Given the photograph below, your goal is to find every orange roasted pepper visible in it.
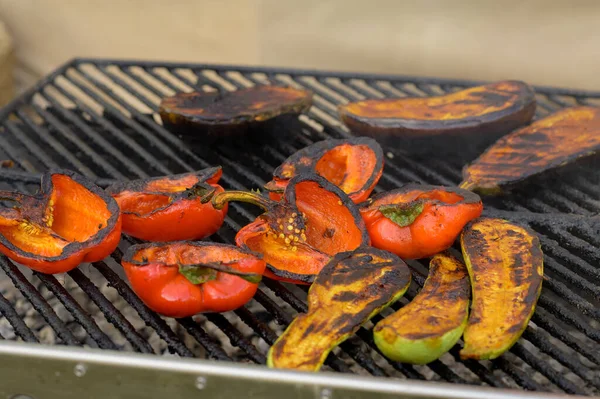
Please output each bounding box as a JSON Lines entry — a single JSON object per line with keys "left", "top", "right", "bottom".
{"left": 360, "top": 184, "right": 482, "bottom": 259}
{"left": 264, "top": 138, "right": 384, "bottom": 203}
{"left": 212, "top": 174, "right": 369, "bottom": 284}
{"left": 106, "top": 167, "right": 227, "bottom": 242}
{"left": 121, "top": 241, "right": 266, "bottom": 317}
{"left": 0, "top": 170, "right": 122, "bottom": 274}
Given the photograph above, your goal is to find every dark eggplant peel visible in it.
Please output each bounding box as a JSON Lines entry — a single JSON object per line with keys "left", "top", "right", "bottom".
{"left": 212, "top": 174, "right": 369, "bottom": 284}
{"left": 0, "top": 169, "right": 122, "bottom": 274}
{"left": 267, "top": 246, "right": 411, "bottom": 371}
{"left": 338, "top": 80, "right": 536, "bottom": 155}
{"left": 106, "top": 167, "right": 227, "bottom": 242}
{"left": 374, "top": 252, "right": 470, "bottom": 364}
{"left": 159, "top": 85, "right": 313, "bottom": 140}
{"left": 360, "top": 184, "right": 482, "bottom": 259}
{"left": 460, "top": 218, "right": 543, "bottom": 360}
{"left": 461, "top": 106, "right": 600, "bottom": 195}
{"left": 264, "top": 137, "right": 384, "bottom": 203}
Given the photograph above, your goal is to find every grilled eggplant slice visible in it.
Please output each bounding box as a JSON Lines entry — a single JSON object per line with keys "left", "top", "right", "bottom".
{"left": 460, "top": 106, "right": 600, "bottom": 195}
{"left": 460, "top": 218, "right": 543, "bottom": 360}
{"left": 267, "top": 247, "right": 411, "bottom": 371}
{"left": 338, "top": 81, "right": 535, "bottom": 156}
{"left": 373, "top": 253, "right": 469, "bottom": 364}
{"left": 159, "top": 85, "right": 313, "bottom": 140}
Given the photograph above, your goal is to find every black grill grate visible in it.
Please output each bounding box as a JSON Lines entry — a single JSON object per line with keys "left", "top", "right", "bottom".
{"left": 0, "top": 59, "right": 599, "bottom": 395}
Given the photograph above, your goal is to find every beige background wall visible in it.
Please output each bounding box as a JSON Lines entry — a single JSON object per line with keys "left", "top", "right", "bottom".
{"left": 0, "top": 0, "right": 599, "bottom": 94}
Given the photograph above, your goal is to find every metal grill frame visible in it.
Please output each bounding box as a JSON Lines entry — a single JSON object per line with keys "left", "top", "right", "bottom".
{"left": 0, "top": 58, "right": 599, "bottom": 399}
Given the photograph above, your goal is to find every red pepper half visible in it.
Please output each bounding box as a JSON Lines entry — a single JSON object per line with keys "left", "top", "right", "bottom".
{"left": 212, "top": 174, "right": 369, "bottom": 284}
{"left": 106, "top": 167, "right": 227, "bottom": 242}
{"left": 0, "top": 170, "right": 122, "bottom": 274}
{"left": 264, "top": 138, "right": 384, "bottom": 203}
{"left": 360, "top": 184, "right": 483, "bottom": 259}
{"left": 121, "top": 241, "right": 266, "bottom": 317}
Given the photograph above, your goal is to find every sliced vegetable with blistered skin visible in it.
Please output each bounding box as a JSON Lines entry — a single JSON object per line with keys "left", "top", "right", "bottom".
{"left": 339, "top": 81, "right": 536, "bottom": 154}
{"left": 373, "top": 253, "right": 469, "bottom": 364}
{"left": 106, "top": 167, "right": 227, "bottom": 242}
{"left": 460, "top": 106, "right": 600, "bottom": 195}
{"left": 0, "top": 169, "right": 122, "bottom": 274}
{"left": 264, "top": 138, "right": 384, "bottom": 203}
{"left": 159, "top": 85, "right": 313, "bottom": 140}
{"left": 121, "top": 241, "right": 266, "bottom": 318}
{"left": 212, "top": 174, "right": 369, "bottom": 284}
{"left": 460, "top": 218, "right": 543, "bottom": 360}
{"left": 267, "top": 246, "right": 411, "bottom": 371}
{"left": 359, "top": 184, "right": 482, "bottom": 259}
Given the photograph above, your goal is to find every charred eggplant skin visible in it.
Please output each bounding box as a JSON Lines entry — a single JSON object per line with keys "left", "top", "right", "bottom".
{"left": 460, "top": 106, "right": 600, "bottom": 195}
{"left": 373, "top": 253, "right": 470, "bottom": 364}
{"left": 267, "top": 247, "right": 411, "bottom": 371}
{"left": 460, "top": 218, "right": 543, "bottom": 360}
{"left": 338, "top": 81, "right": 536, "bottom": 156}
{"left": 159, "top": 85, "right": 313, "bottom": 140}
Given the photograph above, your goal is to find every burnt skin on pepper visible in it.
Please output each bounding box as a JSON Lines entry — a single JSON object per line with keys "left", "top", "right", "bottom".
{"left": 264, "top": 137, "right": 384, "bottom": 203}
{"left": 121, "top": 241, "right": 266, "bottom": 318}
{"left": 106, "top": 167, "right": 227, "bottom": 242}
{"left": 360, "top": 184, "right": 482, "bottom": 259}
{"left": 0, "top": 169, "right": 122, "bottom": 274}
{"left": 212, "top": 174, "right": 369, "bottom": 284}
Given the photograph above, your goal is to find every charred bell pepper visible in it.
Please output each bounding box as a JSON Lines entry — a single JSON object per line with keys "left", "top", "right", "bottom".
{"left": 360, "top": 184, "right": 482, "bottom": 259}
{"left": 264, "top": 137, "right": 384, "bottom": 203}
{"left": 0, "top": 170, "right": 122, "bottom": 274}
{"left": 106, "top": 167, "right": 227, "bottom": 242}
{"left": 121, "top": 241, "right": 266, "bottom": 318}
{"left": 268, "top": 246, "right": 411, "bottom": 371}
{"left": 212, "top": 174, "right": 369, "bottom": 284}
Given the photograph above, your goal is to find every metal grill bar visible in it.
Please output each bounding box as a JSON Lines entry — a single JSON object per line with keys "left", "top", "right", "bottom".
{"left": 0, "top": 59, "right": 598, "bottom": 396}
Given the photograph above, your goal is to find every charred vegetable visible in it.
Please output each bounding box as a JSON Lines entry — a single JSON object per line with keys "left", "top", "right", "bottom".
{"left": 106, "top": 167, "right": 227, "bottom": 242}
{"left": 159, "top": 85, "right": 313, "bottom": 140}
{"left": 373, "top": 253, "right": 470, "bottom": 364}
{"left": 339, "top": 81, "right": 536, "bottom": 155}
{"left": 212, "top": 174, "right": 369, "bottom": 284}
{"left": 121, "top": 242, "right": 266, "bottom": 318}
{"left": 264, "top": 137, "right": 384, "bottom": 203}
{"left": 267, "top": 247, "right": 411, "bottom": 371}
{"left": 359, "top": 184, "right": 482, "bottom": 259}
{"left": 460, "top": 218, "right": 543, "bottom": 360}
{"left": 460, "top": 106, "right": 600, "bottom": 195}
{"left": 0, "top": 170, "right": 122, "bottom": 274}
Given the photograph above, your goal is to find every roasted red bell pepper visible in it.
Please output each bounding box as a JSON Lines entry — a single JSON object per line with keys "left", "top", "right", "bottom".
{"left": 212, "top": 174, "right": 369, "bottom": 284}
{"left": 264, "top": 138, "right": 384, "bottom": 203}
{"left": 106, "top": 167, "right": 227, "bottom": 242}
{"left": 121, "top": 241, "right": 266, "bottom": 317}
{"left": 360, "top": 184, "right": 483, "bottom": 259}
{"left": 0, "top": 170, "right": 122, "bottom": 274}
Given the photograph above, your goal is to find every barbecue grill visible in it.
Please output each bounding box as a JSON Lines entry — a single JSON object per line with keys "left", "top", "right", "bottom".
{"left": 0, "top": 58, "right": 598, "bottom": 399}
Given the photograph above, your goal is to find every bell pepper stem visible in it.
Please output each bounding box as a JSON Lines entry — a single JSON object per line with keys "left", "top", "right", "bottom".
{"left": 179, "top": 261, "right": 262, "bottom": 284}
{"left": 458, "top": 181, "right": 475, "bottom": 191}
{"left": 185, "top": 182, "right": 216, "bottom": 204}
{"left": 212, "top": 190, "right": 274, "bottom": 211}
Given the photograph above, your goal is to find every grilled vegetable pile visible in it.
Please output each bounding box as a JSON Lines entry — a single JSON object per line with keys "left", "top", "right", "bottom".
{"left": 10, "top": 80, "right": 600, "bottom": 372}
